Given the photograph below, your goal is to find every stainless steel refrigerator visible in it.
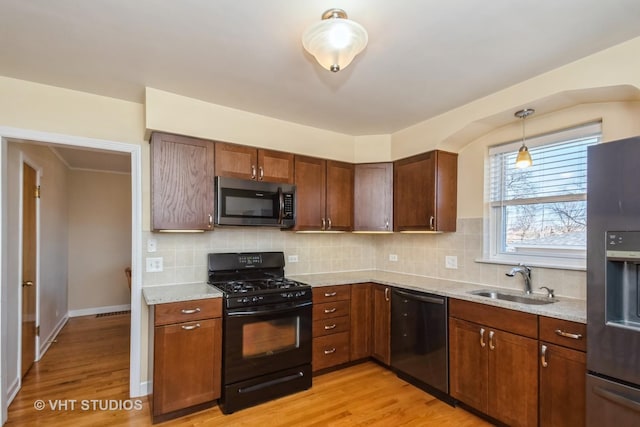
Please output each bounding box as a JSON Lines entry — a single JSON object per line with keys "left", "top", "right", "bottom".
{"left": 587, "top": 137, "right": 640, "bottom": 425}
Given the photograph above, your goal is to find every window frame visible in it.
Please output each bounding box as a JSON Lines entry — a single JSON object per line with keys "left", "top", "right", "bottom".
{"left": 484, "top": 122, "right": 601, "bottom": 270}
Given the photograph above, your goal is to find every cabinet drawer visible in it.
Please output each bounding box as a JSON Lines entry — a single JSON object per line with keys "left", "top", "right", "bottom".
{"left": 313, "top": 285, "right": 351, "bottom": 303}
{"left": 539, "top": 316, "right": 586, "bottom": 352}
{"left": 313, "top": 315, "right": 350, "bottom": 338}
{"left": 312, "top": 331, "right": 350, "bottom": 371}
{"left": 449, "top": 298, "right": 538, "bottom": 339}
{"left": 154, "top": 298, "right": 222, "bottom": 326}
{"left": 313, "top": 300, "right": 350, "bottom": 321}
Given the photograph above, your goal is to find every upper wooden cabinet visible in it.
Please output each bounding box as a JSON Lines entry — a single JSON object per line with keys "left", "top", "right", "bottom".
{"left": 354, "top": 163, "right": 393, "bottom": 232}
{"left": 394, "top": 150, "right": 458, "bottom": 232}
{"left": 294, "top": 155, "right": 354, "bottom": 231}
{"left": 215, "top": 142, "right": 294, "bottom": 184}
{"left": 150, "top": 132, "right": 215, "bottom": 231}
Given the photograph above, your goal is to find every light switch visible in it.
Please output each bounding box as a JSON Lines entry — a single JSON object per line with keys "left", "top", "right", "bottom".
{"left": 147, "top": 238, "right": 157, "bottom": 253}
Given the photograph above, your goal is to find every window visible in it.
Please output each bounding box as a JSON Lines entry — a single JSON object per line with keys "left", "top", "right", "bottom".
{"left": 487, "top": 122, "right": 601, "bottom": 268}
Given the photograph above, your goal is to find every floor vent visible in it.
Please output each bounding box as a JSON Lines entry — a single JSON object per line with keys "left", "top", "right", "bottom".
{"left": 96, "top": 310, "right": 131, "bottom": 318}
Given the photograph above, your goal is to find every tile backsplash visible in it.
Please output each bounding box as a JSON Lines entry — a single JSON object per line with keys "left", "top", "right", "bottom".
{"left": 142, "top": 218, "right": 586, "bottom": 299}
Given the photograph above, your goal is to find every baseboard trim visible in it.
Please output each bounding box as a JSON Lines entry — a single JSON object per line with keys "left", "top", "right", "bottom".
{"left": 6, "top": 375, "right": 20, "bottom": 407}
{"left": 68, "top": 304, "right": 132, "bottom": 318}
{"left": 38, "top": 314, "right": 69, "bottom": 361}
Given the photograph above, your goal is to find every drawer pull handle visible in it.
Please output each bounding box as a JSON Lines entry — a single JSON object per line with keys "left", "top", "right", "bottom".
{"left": 324, "top": 348, "right": 336, "bottom": 355}
{"left": 324, "top": 324, "right": 337, "bottom": 330}
{"left": 324, "top": 291, "right": 337, "bottom": 297}
{"left": 554, "top": 329, "right": 583, "bottom": 340}
{"left": 324, "top": 308, "right": 337, "bottom": 314}
{"left": 489, "top": 330, "right": 495, "bottom": 350}
{"left": 181, "top": 308, "right": 201, "bottom": 315}
{"left": 181, "top": 323, "right": 201, "bottom": 331}
{"left": 480, "top": 328, "right": 486, "bottom": 348}
{"left": 541, "top": 344, "right": 548, "bottom": 368}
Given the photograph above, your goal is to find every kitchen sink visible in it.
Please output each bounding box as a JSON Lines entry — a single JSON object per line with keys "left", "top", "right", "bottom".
{"left": 468, "top": 289, "right": 557, "bottom": 305}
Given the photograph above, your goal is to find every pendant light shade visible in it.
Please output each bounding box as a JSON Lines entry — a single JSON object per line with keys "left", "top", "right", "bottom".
{"left": 514, "top": 108, "right": 535, "bottom": 169}
{"left": 302, "top": 9, "right": 368, "bottom": 72}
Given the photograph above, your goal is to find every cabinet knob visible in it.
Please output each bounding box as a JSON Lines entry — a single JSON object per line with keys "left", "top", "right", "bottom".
{"left": 324, "top": 324, "right": 337, "bottom": 330}
{"left": 429, "top": 215, "right": 435, "bottom": 230}
{"left": 324, "top": 291, "right": 337, "bottom": 297}
{"left": 541, "top": 344, "right": 548, "bottom": 368}
{"left": 327, "top": 218, "right": 332, "bottom": 230}
{"left": 324, "top": 307, "right": 337, "bottom": 314}
{"left": 321, "top": 218, "right": 326, "bottom": 230}
{"left": 489, "top": 330, "right": 495, "bottom": 350}
{"left": 258, "top": 166, "right": 264, "bottom": 181}
{"left": 480, "top": 328, "right": 486, "bottom": 348}
{"left": 22, "top": 280, "right": 34, "bottom": 287}
{"left": 324, "top": 348, "right": 337, "bottom": 355}
{"left": 181, "top": 323, "right": 201, "bottom": 331}
{"left": 251, "top": 165, "right": 257, "bottom": 179}
{"left": 554, "top": 329, "right": 583, "bottom": 340}
{"left": 180, "top": 308, "right": 201, "bottom": 315}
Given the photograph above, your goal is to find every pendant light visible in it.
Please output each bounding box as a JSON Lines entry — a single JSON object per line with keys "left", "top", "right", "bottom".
{"left": 302, "top": 9, "right": 368, "bottom": 72}
{"left": 514, "top": 108, "right": 534, "bottom": 168}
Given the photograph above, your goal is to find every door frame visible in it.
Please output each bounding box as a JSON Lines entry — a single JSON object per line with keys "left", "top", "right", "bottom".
{"left": 0, "top": 126, "right": 144, "bottom": 424}
{"left": 18, "top": 155, "right": 42, "bottom": 378}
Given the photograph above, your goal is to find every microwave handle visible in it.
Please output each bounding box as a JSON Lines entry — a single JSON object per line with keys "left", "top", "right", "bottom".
{"left": 278, "top": 187, "right": 284, "bottom": 225}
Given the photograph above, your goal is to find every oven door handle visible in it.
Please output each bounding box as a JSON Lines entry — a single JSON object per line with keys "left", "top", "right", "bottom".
{"left": 226, "top": 301, "right": 312, "bottom": 317}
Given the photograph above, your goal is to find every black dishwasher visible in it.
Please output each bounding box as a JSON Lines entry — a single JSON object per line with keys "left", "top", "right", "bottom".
{"left": 391, "top": 288, "right": 450, "bottom": 401}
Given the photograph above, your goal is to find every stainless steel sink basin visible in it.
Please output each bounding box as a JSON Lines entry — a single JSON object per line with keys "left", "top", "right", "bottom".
{"left": 469, "top": 289, "right": 557, "bottom": 305}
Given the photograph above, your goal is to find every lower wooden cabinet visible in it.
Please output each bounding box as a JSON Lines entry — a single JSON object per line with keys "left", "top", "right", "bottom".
{"left": 152, "top": 299, "right": 222, "bottom": 423}
{"left": 350, "top": 283, "right": 373, "bottom": 360}
{"left": 539, "top": 317, "right": 587, "bottom": 427}
{"left": 449, "top": 299, "right": 538, "bottom": 427}
{"left": 312, "top": 286, "right": 351, "bottom": 372}
{"left": 371, "top": 284, "right": 391, "bottom": 365}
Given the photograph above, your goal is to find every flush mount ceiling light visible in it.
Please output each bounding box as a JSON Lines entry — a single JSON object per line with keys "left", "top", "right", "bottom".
{"left": 514, "top": 108, "right": 535, "bottom": 168}
{"left": 302, "top": 8, "right": 368, "bottom": 72}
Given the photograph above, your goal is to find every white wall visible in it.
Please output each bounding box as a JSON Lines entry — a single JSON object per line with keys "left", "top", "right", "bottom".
{"left": 67, "top": 170, "right": 131, "bottom": 314}
{"left": 4, "top": 142, "right": 69, "bottom": 401}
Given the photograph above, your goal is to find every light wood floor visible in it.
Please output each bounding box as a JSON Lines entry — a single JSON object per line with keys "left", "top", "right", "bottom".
{"left": 7, "top": 314, "right": 492, "bottom": 426}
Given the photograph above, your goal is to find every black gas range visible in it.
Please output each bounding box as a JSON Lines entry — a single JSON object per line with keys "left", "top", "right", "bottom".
{"left": 208, "top": 252, "right": 311, "bottom": 309}
{"left": 207, "top": 252, "right": 312, "bottom": 414}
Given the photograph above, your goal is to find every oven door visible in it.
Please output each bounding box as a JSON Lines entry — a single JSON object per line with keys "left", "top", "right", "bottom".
{"left": 223, "top": 300, "right": 312, "bottom": 385}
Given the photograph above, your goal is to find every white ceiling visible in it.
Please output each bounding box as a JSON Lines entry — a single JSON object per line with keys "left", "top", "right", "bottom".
{"left": 2, "top": 0, "right": 640, "bottom": 138}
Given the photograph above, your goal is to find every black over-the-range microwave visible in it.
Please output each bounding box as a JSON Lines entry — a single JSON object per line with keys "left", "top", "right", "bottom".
{"left": 214, "top": 176, "right": 296, "bottom": 228}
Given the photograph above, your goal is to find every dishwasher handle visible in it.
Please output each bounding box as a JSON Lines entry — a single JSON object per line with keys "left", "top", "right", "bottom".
{"left": 393, "top": 289, "right": 444, "bottom": 305}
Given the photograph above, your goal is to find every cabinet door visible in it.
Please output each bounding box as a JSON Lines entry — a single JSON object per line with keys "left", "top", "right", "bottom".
{"left": 151, "top": 133, "right": 214, "bottom": 231}
{"left": 449, "top": 317, "right": 489, "bottom": 413}
{"left": 153, "top": 318, "right": 222, "bottom": 416}
{"left": 326, "top": 160, "right": 354, "bottom": 231}
{"left": 488, "top": 329, "right": 538, "bottom": 427}
{"left": 214, "top": 142, "right": 257, "bottom": 180}
{"left": 371, "top": 285, "right": 391, "bottom": 365}
{"left": 539, "top": 343, "right": 586, "bottom": 427}
{"left": 394, "top": 152, "right": 436, "bottom": 231}
{"left": 350, "top": 283, "right": 372, "bottom": 360}
{"left": 258, "top": 149, "right": 294, "bottom": 184}
{"left": 294, "top": 155, "right": 326, "bottom": 231}
{"left": 354, "top": 163, "right": 393, "bottom": 231}
{"left": 393, "top": 150, "right": 457, "bottom": 232}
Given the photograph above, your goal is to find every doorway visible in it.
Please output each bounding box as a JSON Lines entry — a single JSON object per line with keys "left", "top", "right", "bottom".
{"left": 21, "top": 162, "right": 38, "bottom": 378}
{"left": 0, "top": 127, "right": 144, "bottom": 425}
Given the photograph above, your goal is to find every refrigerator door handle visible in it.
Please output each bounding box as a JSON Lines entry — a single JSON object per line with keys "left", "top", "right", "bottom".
{"left": 593, "top": 385, "right": 640, "bottom": 413}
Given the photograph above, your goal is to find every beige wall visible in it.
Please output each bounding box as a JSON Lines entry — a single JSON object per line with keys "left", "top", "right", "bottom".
{"left": 68, "top": 170, "right": 132, "bottom": 312}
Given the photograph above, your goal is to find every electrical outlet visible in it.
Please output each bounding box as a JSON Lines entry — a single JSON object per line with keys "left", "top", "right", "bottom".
{"left": 389, "top": 254, "right": 398, "bottom": 262}
{"left": 146, "top": 257, "right": 163, "bottom": 272}
{"left": 288, "top": 255, "right": 299, "bottom": 263}
{"left": 445, "top": 255, "right": 458, "bottom": 269}
{"left": 147, "top": 238, "right": 157, "bottom": 253}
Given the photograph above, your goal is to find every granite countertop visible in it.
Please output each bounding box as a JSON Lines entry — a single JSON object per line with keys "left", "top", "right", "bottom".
{"left": 288, "top": 270, "right": 586, "bottom": 324}
{"left": 142, "top": 282, "right": 222, "bottom": 305}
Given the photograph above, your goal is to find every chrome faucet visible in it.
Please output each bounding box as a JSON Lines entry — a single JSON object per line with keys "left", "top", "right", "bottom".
{"left": 506, "top": 264, "right": 533, "bottom": 294}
